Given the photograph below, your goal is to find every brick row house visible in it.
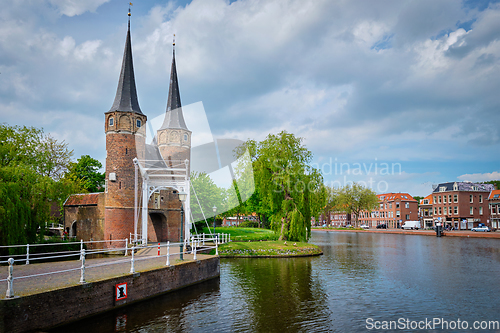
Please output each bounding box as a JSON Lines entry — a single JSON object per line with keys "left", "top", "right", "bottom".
{"left": 419, "top": 195, "right": 434, "bottom": 228}
{"left": 426, "top": 182, "right": 494, "bottom": 230}
{"left": 357, "top": 193, "right": 418, "bottom": 228}
{"left": 488, "top": 190, "right": 500, "bottom": 229}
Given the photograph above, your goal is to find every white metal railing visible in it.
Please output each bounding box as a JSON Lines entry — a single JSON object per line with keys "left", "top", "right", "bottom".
{"left": 0, "top": 239, "right": 129, "bottom": 265}
{"left": 190, "top": 233, "right": 230, "bottom": 246}
{"left": 1, "top": 239, "right": 219, "bottom": 299}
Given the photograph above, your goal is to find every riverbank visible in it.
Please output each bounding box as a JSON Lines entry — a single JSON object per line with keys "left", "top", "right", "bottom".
{"left": 212, "top": 241, "right": 323, "bottom": 258}
{"left": 313, "top": 228, "right": 500, "bottom": 239}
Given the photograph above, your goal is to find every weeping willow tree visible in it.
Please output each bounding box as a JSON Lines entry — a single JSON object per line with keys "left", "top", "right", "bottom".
{"left": 239, "top": 131, "right": 326, "bottom": 242}
{"left": 0, "top": 124, "right": 80, "bottom": 249}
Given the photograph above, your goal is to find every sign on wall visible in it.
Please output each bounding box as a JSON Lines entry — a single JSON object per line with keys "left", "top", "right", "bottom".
{"left": 115, "top": 282, "right": 128, "bottom": 301}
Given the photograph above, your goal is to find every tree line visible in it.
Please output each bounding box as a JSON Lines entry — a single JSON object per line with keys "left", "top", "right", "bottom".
{"left": 1, "top": 123, "right": 380, "bottom": 246}
{"left": 0, "top": 124, "right": 104, "bottom": 246}
{"left": 190, "top": 131, "right": 380, "bottom": 242}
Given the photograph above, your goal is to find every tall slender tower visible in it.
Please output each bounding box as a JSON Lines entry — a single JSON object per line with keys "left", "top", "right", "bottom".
{"left": 157, "top": 36, "right": 191, "bottom": 169}
{"left": 104, "top": 17, "right": 147, "bottom": 244}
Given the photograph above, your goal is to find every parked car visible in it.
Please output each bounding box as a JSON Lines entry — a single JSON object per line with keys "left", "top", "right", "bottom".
{"left": 344, "top": 224, "right": 352, "bottom": 228}
{"left": 471, "top": 226, "right": 491, "bottom": 232}
{"left": 360, "top": 225, "right": 370, "bottom": 229}
{"left": 376, "top": 224, "right": 387, "bottom": 229}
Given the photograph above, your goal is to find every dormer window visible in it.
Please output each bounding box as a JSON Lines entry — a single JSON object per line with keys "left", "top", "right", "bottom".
{"left": 439, "top": 186, "right": 446, "bottom": 192}
{"left": 109, "top": 117, "right": 114, "bottom": 126}
{"left": 136, "top": 119, "right": 141, "bottom": 128}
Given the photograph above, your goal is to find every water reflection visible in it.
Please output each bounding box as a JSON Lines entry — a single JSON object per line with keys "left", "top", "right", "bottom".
{"left": 50, "top": 231, "right": 500, "bottom": 333}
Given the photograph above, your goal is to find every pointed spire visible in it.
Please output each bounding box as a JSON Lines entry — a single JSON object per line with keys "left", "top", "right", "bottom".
{"left": 109, "top": 14, "right": 143, "bottom": 115}
{"left": 160, "top": 34, "right": 188, "bottom": 130}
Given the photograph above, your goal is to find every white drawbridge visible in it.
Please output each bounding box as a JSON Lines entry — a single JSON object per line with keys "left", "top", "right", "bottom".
{"left": 133, "top": 158, "right": 191, "bottom": 246}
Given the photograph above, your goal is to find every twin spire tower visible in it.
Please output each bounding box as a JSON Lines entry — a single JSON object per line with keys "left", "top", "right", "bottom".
{"left": 104, "top": 11, "right": 190, "bottom": 245}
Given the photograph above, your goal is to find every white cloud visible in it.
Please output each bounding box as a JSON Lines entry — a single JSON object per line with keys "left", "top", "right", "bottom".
{"left": 48, "top": 0, "right": 110, "bottom": 17}
{"left": 458, "top": 171, "right": 500, "bottom": 182}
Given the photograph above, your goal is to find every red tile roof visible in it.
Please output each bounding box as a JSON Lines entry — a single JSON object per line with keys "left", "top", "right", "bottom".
{"left": 420, "top": 194, "right": 433, "bottom": 205}
{"left": 377, "top": 193, "right": 417, "bottom": 202}
{"left": 489, "top": 189, "right": 500, "bottom": 200}
{"left": 64, "top": 193, "right": 101, "bottom": 206}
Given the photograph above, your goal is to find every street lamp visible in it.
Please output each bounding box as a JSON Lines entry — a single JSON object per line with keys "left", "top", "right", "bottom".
{"left": 212, "top": 206, "right": 217, "bottom": 242}
{"left": 178, "top": 191, "right": 187, "bottom": 260}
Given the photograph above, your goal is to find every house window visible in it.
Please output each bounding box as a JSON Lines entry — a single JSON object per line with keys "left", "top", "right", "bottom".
{"left": 479, "top": 195, "right": 483, "bottom": 203}
{"left": 453, "top": 183, "right": 458, "bottom": 191}
{"left": 454, "top": 194, "right": 458, "bottom": 203}
{"left": 405, "top": 214, "right": 409, "bottom": 220}
{"left": 470, "top": 207, "right": 473, "bottom": 215}
{"left": 479, "top": 207, "right": 483, "bottom": 215}
{"left": 470, "top": 195, "right": 473, "bottom": 203}
{"left": 136, "top": 119, "right": 142, "bottom": 128}
{"left": 434, "top": 207, "right": 437, "bottom": 215}
{"left": 448, "top": 195, "right": 452, "bottom": 203}
{"left": 439, "top": 207, "right": 442, "bottom": 215}
{"left": 434, "top": 196, "right": 437, "bottom": 204}
{"left": 444, "top": 207, "right": 447, "bottom": 215}
{"left": 454, "top": 206, "right": 458, "bottom": 214}
{"left": 389, "top": 203, "right": 392, "bottom": 209}
{"left": 423, "top": 199, "right": 429, "bottom": 205}
{"left": 443, "top": 196, "right": 447, "bottom": 203}
{"left": 405, "top": 202, "right": 409, "bottom": 208}
{"left": 396, "top": 202, "right": 400, "bottom": 208}
{"left": 109, "top": 117, "right": 114, "bottom": 126}
{"left": 439, "top": 186, "right": 446, "bottom": 192}
{"left": 396, "top": 211, "right": 400, "bottom": 217}
{"left": 438, "top": 196, "right": 442, "bottom": 203}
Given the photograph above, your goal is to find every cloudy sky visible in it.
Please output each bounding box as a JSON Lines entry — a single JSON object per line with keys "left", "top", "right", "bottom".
{"left": 1, "top": 0, "right": 500, "bottom": 196}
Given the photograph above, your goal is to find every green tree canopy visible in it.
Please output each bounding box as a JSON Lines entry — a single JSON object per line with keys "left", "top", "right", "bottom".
{"left": 238, "top": 131, "right": 326, "bottom": 242}
{"left": 328, "top": 183, "right": 379, "bottom": 226}
{"left": 0, "top": 124, "right": 80, "bottom": 247}
{"left": 65, "top": 155, "right": 105, "bottom": 193}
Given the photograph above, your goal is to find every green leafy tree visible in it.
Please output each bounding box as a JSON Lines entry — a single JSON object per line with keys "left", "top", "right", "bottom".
{"left": 331, "top": 183, "right": 379, "bottom": 227}
{"left": 238, "top": 131, "right": 326, "bottom": 242}
{"left": 0, "top": 124, "right": 78, "bottom": 247}
{"left": 65, "top": 155, "right": 105, "bottom": 193}
{"left": 190, "top": 172, "right": 226, "bottom": 231}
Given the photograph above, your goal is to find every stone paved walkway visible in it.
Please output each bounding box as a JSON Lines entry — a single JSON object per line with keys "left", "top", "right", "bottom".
{"left": 0, "top": 245, "right": 215, "bottom": 299}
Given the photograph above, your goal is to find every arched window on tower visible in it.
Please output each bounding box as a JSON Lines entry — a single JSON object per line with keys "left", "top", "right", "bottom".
{"left": 109, "top": 117, "right": 114, "bottom": 126}
{"left": 184, "top": 133, "right": 188, "bottom": 142}
{"left": 136, "top": 119, "right": 141, "bottom": 128}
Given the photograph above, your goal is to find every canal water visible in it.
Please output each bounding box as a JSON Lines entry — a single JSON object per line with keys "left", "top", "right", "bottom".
{"left": 51, "top": 231, "right": 500, "bottom": 332}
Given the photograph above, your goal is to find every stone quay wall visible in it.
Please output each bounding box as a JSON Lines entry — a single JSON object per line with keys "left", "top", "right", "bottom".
{"left": 0, "top": 257, "right": 219, "bottom": 333}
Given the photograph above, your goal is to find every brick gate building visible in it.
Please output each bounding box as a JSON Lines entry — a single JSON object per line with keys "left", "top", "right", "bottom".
{"left": 64, "top": 19, "right": 190, "bottom": 247}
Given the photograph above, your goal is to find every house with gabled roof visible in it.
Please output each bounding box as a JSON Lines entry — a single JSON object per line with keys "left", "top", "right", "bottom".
{"left": 488, "top": 189, "right": 500, "bottom": 230}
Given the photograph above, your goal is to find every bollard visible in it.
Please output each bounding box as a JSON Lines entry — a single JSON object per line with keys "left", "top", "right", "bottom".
{"left": 26, "top": 244, "right": 30, "bottom": 265}
{"left": 6, "top": 258, "right": 15, "bottom": 298}
{"left": 130, "top": 245, "right": 135, "bottom": 273}
{"left": 193, "top": 240, "right": 197, "bottom": 260}
{"left": 166, "top": 241, "right": 170, "bottom": 266}
{"left": 158, "top": 242, "right": 160, "bottom": 256}
{"left": 215, "top": 239, "right": 219, "bottom": 256}
{"left": 79, "top": 249, "right": 86, "bottom": 284}
{"left": 124, "top": 238, "right": 128, "bottom": 256}
{"left": 80, "top": 239, "right": 84, "bottom": 260}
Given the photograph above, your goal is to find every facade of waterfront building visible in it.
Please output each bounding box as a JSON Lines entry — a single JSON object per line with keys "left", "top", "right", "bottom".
{"left": 419, "top": 194, "right": 434, "bottom": 228}
{"left": 64, "top": 21, "right": 189, "bottom": 247}
{"left": 489, "top": 189, "right": 500, "bottom": 230}
{"left": 429, "top": 182, "right": 494, "bottom": 230}
{"left": 357, "top": 193, "right": 418, "bottom": 228}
